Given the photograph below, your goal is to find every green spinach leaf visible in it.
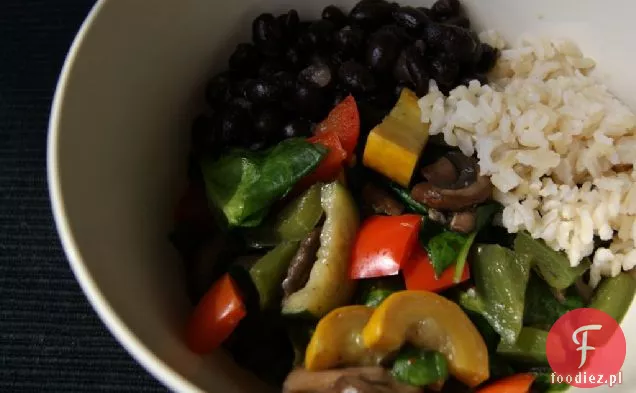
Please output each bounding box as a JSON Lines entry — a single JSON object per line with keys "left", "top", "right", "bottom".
{"left": 200, "top": 139, "right": 326, "bottom": 227}
{"left": 391, "top": 346, "right": 448, "bottom": 387}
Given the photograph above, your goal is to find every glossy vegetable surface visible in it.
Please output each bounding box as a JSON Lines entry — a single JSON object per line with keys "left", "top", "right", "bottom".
{"left": 391, "top": 347, "right": 449, "bottom": 388}
{"left": 249, "top": 242, "right": 300, "bottom": 309}
{"left": 496, "top": 327, "right": 548, "bottom": 366}
{"left": 282, "top": 182, "right": 359, "bottom": 317}
{"left": 514, "top": 232, "right": 589, "bottom": 290}
{"left": 301, "top": 131, "right": 348, "bottom": 187}
{"left": 589, "top": 272, "right": 636, "bottom": 323}
{"left": 201, "top": 138, "right": 326, "bottom": 227}
{"left": 305, "top": 306, "right": 388, "bottom": 370}
{"left": 186, "top": 273, "right": 246, "bottom": 354}
{"left": 362, "top": 290, "right": 489, "bottom": 387}
{"left": 363, "top": 88, "right": 430, "bottom": 187}
{"left": 349, "top": 214, "right": 422, "bottom": 279}
{"left": 470, "top": 244, "right": 531, "bottom": 344}
{"left": 314, "top": 95, "right": 360, "bottom": 158}
{"left": 403, "top": 246, "right": 470, "bottom": 292}
{"left": 244, "top": 183, "right": 324, "bottom": 248}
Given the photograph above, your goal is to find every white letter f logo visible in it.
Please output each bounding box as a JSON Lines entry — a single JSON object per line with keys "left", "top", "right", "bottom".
{"left": 572, "top": 324, "right": 602, "bottom": 369}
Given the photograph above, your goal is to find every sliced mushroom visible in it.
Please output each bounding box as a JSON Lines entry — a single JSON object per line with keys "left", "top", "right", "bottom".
{"left": 427, "top": 208, "right": 448, "bottom": 225}
{"left": 420, "top": 156, "right": 457, "bottom": 187}
{"left": 283, "top": 367, "right": 422, "bottom": 393}
{"left": 411, "top": 152, "right": 492, "bottom": 211}
{"left": 362, "top": 183, "right": 405, "bottom": 216}
{"left": 282, "top": 227, "right": 321, "bottom": 297}
{"left": 449, "top": 210, "right": 477, "bottom": 233}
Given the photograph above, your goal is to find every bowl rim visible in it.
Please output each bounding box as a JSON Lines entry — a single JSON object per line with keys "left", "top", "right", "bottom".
{"left": 46, "top": 1, "right": 201, "bottom": 392}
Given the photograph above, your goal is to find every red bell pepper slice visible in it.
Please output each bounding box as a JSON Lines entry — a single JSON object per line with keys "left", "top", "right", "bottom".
{"left": 186, "top": 273, "right": 246, "bottom": 354}
{"left": 403, "top": 246, "right": 470, "bottom": 292}
{"left": 296, "top": 131, "right": 347, "bottom": 190}
{"left": 350, "top": 214, "right": 423, "bottom": 279}
{"left": 476, "top": 374, "right": 535, "bottom": 393}
{"left": 315, "top": 95, "right": 360, "bottom": 158}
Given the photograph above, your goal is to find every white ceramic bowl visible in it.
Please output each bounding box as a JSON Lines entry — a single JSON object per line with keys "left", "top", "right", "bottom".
{"left": 48, "top": 0, "right": 636, "bottom": 392}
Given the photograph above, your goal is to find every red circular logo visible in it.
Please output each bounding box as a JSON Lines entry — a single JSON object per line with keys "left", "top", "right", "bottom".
{"left": 547, "top": 308, "right": 626, "bottom": 388}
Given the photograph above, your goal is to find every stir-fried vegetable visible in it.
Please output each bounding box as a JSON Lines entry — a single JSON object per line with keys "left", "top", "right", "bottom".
{"left": 403, "top": 246, "right": 470, "bottom": 292}
{"left": 496, "top": 327, "right": 548, "bottom": 366}
{"left": 385, "top": 181, "right": 428, "bottom": 215}
{"left": 523, "top": 274, "right": 584, "bottom": 330}
{"left": 391, "top": 347, "right": 449, "bottom": 388}
{"left": 305, "top": 306, "right": 388, "bottom": 371}
{"left": 249, "top": 242, "right": 300, "bottom": 309}
{"left": 355, "top": 276, "right": 405, "bottom": 308}
{"left": 314, "top": 95, "right": 360, "bottom": 158}
{"left": 469, "top": 244, "right": 532, "bottom": 344}
{"left": 362, "top": 291, "right": 490, "bottom": 387}
{"left": 186, "top": 273, "right": 246, "bottom": 354}
{"left": 363, "top": 88, "right": 430, "bottom": 187}
{"left": 476, "top": 373, "right": 535, "bottom": 393}
{"left": 282, "top": 182, "right": 359, "bottom": 317}
{"left": 200, "top": 138, "right": 327, "bottom": 227}
{"left": 514, "top": 232, "right": 590, "bottom": 290}
{"left": 300, "top": 131, "right": 347, "bottom": 187}
{"left": 349, "top": 214, "right": 422, "bottom": 279}
{"left": 244, "top": 183, "right": 323, "bottom": 248}
{"left": 589, "top": 272, "right": 636, "bottom": 322}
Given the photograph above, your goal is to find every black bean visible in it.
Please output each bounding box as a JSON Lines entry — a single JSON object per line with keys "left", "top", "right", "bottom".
{"left": 293, "top": 82, "right": 327, "bottom": 120}
{"left": 229, "top": 43, "right": 260, "bottom": 75}
{"left": 271, "top": 71, "right": 296, "bottom": 94}
{"left": 425, "top": 23, "right": 478, "bottom": 63}
{"left": 215, "top": 105, "right": 252, "bottom": 145}
{"left": 278, "top": 9, "right": 300, "bottom": 38}
{"left": 393, "top": 44, "right": 428, "bottom": 93}
{"left": 335, "top": 25, "right": 365, "bottom": 55}
{"left": 349, "top": 0, "right": 394, "bottom": 30}
{"left": 282, "top": 119, "right": 312, "bottom": 138}
{"left": 244, "top": 79, "right": 283, "bottom": 104}
{"left": 230, "top": 97, "right": 253, "bottom": 112}
{"left": 431, "top": 0, "right": 461, "bottom": 19}
{"left": 304, "top": 20, "right": 336, "bottom": 49}
{"left": 230, "top": 79, "right": 250, "bottom": 98}
{"left": 205, "top": 72, "right": 231, "bottom": 105}
{"left": 191, "top": 115, "right": 216, "bottom": 154}
{"left": 392, "top": 6, "right": 430, "bottom": 32}
{"left": 424, "top": 23, "right": 446, "bottom": 49}
{"left": 322, "top": 5, "right": 348, "bottom": 28}
{"left": 284, "top": 47, "right": 303, "bottom": 69}
{"left": 444, "top": 15, "right": 470, "bottom": 28}
{"left": 377, "top": 24, "right": 411, "bottom": 44}
{"left": 393, "top": 50, "right": 412, "bottom": 84}
{"left": 258, "top": 60, "right": 286, "bottom": 78}
{"left": 416, "top": 6, "right": 433, "bottom": 18}
{"left": 475, "top": 43, "right": 499, "bottom": 73}
{"left": 253, "top": 108, "right": 285, "bottom": 141}
{"left": 298, "top": 63, "right": 333, "bottom": 89}
{"left": 366, "top": 30, "right": 401, "bottom": 73}
{"left": 413, "top": 39, "right": 427, "bottom": 57}
{"left": 338, "top": 61, "right": 376, "bottom": 93}
{"left": 429, "top": 54, "right": 459, "bottom": 86}
{"left": 252, "top": 13, "right": 284, "bottom": 57}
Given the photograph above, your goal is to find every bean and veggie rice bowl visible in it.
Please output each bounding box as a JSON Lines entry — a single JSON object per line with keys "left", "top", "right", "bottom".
{"left": 168, "top": 0, "right": 636, "bottom": 392}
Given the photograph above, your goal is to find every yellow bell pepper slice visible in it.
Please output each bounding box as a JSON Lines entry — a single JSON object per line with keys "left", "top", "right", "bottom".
{"left": 305, "top": 305, "right": 388, "bottom": 371}
{"left": 361, "top": 290, "right": 489, "bottom": 387}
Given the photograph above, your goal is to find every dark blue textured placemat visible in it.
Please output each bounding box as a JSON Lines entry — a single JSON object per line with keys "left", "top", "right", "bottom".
{"left": 0, "top": 1, "right": 167, "bottom": 392}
